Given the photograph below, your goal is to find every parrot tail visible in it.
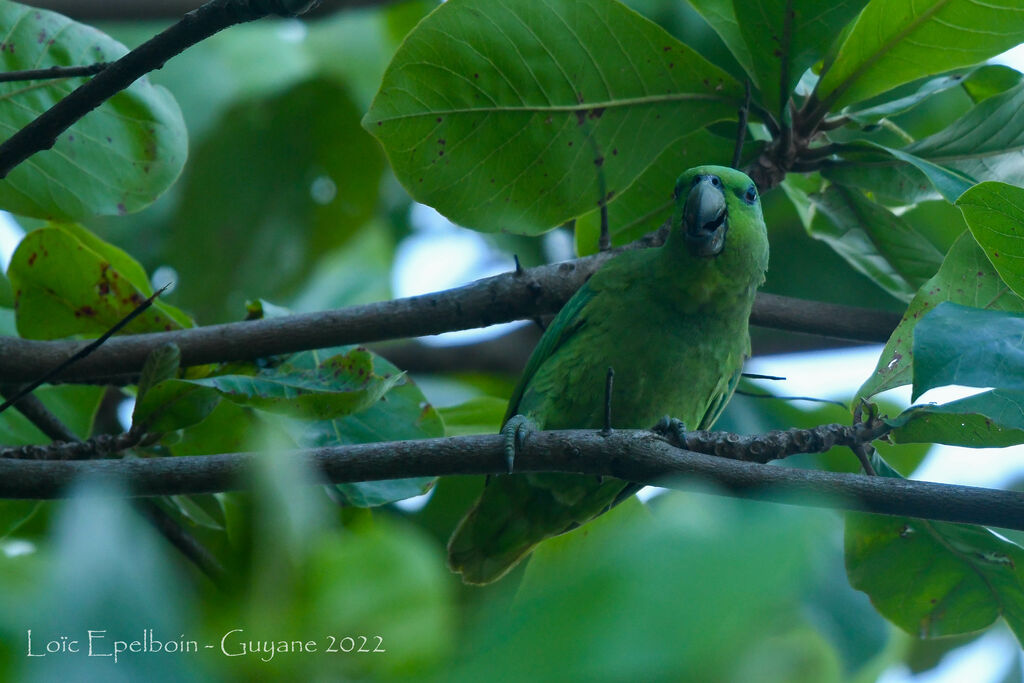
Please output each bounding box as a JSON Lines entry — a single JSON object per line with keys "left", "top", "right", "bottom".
{"left": 447, "top": 473, "right": 629, "bottom": 585}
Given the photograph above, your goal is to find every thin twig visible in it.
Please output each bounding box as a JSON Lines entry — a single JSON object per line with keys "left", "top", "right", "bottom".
{"left": 0, "top": 63, "right": 109, "bottom": 83}
{"left": 0, "top": 285, "right": 169, "bottom": 415}
{"left": 731, "top": 80, "right": 751, "bottom": 169}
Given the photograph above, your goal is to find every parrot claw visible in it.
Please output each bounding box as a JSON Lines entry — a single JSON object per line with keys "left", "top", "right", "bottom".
{"left": 501, "top": 415, "right": 536, "bottom": 474}
{"left": 652, "top": 416, "right": 688, "bottom": 448}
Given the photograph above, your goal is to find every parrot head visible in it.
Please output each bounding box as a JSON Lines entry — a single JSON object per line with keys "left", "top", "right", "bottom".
{"left": 671, "top": 165, "right": 765, "bottom": 261}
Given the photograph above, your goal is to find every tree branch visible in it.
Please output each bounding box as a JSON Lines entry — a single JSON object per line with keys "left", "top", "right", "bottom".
{"left": 0, "top": 0, "right": 319, "bottom": 179}
{"left": 0, "top": 251, "right": 901, "bottom": 384}
{"left": 0, "top": 430, "right": 1019, "bottom": 531}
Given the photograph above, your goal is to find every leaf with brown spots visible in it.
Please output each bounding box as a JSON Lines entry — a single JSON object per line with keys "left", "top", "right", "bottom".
{"left": 0, "top": 2, "right": 186, "bottom": 220}
{"left": 7, "top": 222, "right": 191, "bottom": 340}
{"left": 847, "top": 508, "right": 1024, "bottom": 644}
{"left": 857, "top": 231, "right": 1024, "bottom": 400}
{"left": 364, "top": 0, "right": 742, "bottom": 235}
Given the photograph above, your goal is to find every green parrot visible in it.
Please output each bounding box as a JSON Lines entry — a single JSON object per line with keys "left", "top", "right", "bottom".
{"left": 447, "top": 165, "right": 769, "bottom": 584}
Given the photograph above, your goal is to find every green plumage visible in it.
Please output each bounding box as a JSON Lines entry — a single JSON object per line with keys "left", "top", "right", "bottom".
{"left": 448, "top": 166, "right": 770, "bottom": 584}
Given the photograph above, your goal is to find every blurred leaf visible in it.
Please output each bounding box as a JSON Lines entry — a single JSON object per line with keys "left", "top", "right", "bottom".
{"left": 815, "top": 0, "right": 1024, "bottom": 110}
{"left": 912, "top": 302, "right": 1024, "bottom": 398}
{"left": 7, "top": 223, "right": 192, "bottom": 339}
{"left": 450, "top": 492, "right": 838, "bottom": 682}
{"left": 807, "top": 183, "right": 943, "bottom": 301}
{"left": 0, "top": 3, "right": 186, "bottom": 221}
{"left": 166, "top": 77, "right": 384, "bottom": 322}
{"left": 958, "top": 181, "right": 1024, "bottom": 299}
{"left": 364, "top": 0, "right": 742, "bottom": 235}
{"left": 857, "top": 232, "right": 1024, "bottom": 400}
{"left": 888, "top": 389, "right": 1024, "bottom": 447}
{"left": 10, "top": 489, "right": 197, "bottom": 681}
{"left": 288, "top": 350, "right": 444, "bottom": 507}
{"left": 846, "top": 513, "right": 1024, "bottom": 644}
{"left": 574, "top": 127, "right": 750, "bottom": 254}
{"left": 300, "top": 520, "right": 454, "bottom": 678}
{"left": 734, "top": 0, "right": 869, "bottom": 115}
{"left": 438, "top": 396, "right": 507, "bottom": 437}
{"left": 288, "top": 224, "right": 394, "bottom": 312}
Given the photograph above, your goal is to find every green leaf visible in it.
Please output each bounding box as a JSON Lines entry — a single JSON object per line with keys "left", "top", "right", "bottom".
{"left": 135, "top": 343, "right": 181, "bottom": 404}
{"left": 132, "top": 379, "right": 221, "bottom": 434}
{"left": 164, "top": 77, "right": 384, "bottom": 322}
{"left": 0, "top": 2, "right": 186, "bottom": 220}
{"left": 957, "top": 181, "right": 1024, "bottom": 300}
{"left": 734, "top": 0, "right": 869, "bottom": 115}
{"left": 888, "top": 389, "right": 1024, "bottom": 447}
{"left": 288, "top": 351, "right": 444, "bottom": 507}
{"left": 363, "top": 0, "right": 743, "bottom": 235}
{"left": 7, "top": 223, "right": 192, "bottom": 339}
{"left": 438, "top": 396, "right": 508, "bottom": 436}
{"left": 842, "top": 64, "right": 1021, "bottom": 123}
{"left": 912, "top": 302, "right": 1024, "bottom": 398}
{"left": 815, "top": 0, "right": 1024, "bottom": 110}
{"left": 829, "top": 81, "right": 1024, "bottom": 204}
{"left": 807, "top": 183, "right": 943, "bottom": 301}
{"left": 192, "top": 349, "right": 403, "bottom": 421}
{"left": 857, "top": 232, "right": 1024, "bottom": 400}
{"left": 846, "top": 513, "right": 1024, "bottom": 643}
{"left": 687, "top": 0, "right": 756, "bottom": 83}
{"left": 574, "top": 127, "right": 743, "bottom": 253}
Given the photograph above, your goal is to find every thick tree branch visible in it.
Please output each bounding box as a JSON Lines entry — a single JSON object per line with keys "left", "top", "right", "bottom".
{"left": 0, "top": 251, "right": 901, "bottom": 384}
{"left": 0, "top": 430, "right": 1019, "bottom": 531}
{"left": 0, "top": 0, "right": 319, "bottom": 179}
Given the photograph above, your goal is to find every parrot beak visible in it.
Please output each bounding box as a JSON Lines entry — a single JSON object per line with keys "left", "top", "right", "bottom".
{"left": 682, "top": 175, "right": 728, "bottom": 258}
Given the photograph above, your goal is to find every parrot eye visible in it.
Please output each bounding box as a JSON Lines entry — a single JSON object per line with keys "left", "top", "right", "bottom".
{"left": 743, "top": 184, "right": 758, "bottom": 204}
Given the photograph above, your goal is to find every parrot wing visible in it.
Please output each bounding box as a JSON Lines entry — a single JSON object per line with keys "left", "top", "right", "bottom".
{"left": 502, "top": 280, "right": 596, "bottom": 427}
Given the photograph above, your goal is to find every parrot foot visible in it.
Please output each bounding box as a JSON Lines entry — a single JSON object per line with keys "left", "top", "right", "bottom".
{"left": 652, "top": 416, "right": 688, "bottom": 448}
{"left": 500, "top": 415, "right": 536, "bottom": 474}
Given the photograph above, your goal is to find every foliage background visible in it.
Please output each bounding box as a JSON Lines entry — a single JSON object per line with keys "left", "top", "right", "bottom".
{"left": 0, "top": 0, "right": 1021, "bottom": 680}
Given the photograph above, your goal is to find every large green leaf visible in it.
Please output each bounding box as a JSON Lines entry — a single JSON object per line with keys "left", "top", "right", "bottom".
{"left": 6, "top": 222, "right": 191, "bottom": 339}
{"left": 815, "top": 0, "right": 1024, "bottom": 110}
{"left": 857, "top": 232, "right": 1024, "bottom": 399}
{"left": 807, "top": 183, "right": 943, "bottom": 301}
{"left": 912, "top": 302, "right": 1024, "bottom": 398}
{"left": 846, "top": 513, "right": 1024, "bottom": 643}
{"left": 0, "top": 1, "right": 186, "bottom": 220}
{"left": 288, "top": 351, "right": 445, "bottom": 507}
{"left": 363, "top": 0, "right": 743, "bottom": 235}
{"left": 574, "top": 127, "right": 742, "bottom": 253}
{"left": 957, "top": 181, "right": 1024, "bottom": 300}
{"left": 734, "top": 0, "right": 869, "bottom": 115}
{"left": 889, "top": 389, "right": 1024, "bottom": 447}
{"left": 165, "top": 77, "right": 384, "bottom": 322}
